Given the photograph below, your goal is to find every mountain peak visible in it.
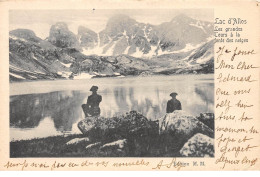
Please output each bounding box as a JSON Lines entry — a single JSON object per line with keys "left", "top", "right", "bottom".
{"left": 10, "top": 29, "right": 36, "bottom": 37}
{"left": 109, "top": 14, "right": 132, "bottom": 21}
{"left": 48, "top": 22, "right": 79, "bottom": 48}
{"left": 171, "top": 14, "right": 194, "bottom": 23}
{"left": 9, "top": 29, "right": 41, "bottom": 42}
{"left": 107, "top": 14, "right": 136, "bottom": 27}
{"left": 51, "top": 22, "right": 69, "bottom": 30}
{"left": 103, "top": 14, "right": 137, "bottom": 37}
{"left": 78, "top": 26, "right": 96, "bottom": 35}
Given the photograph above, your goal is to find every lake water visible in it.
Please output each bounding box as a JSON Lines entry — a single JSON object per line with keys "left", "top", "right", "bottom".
{"left": 10, "top": 74, "right": 214, "bottom": 141}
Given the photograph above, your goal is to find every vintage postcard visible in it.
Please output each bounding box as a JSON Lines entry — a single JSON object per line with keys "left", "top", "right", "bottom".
{"left": 0, "top": 0, "right": 259, "bottom": 171}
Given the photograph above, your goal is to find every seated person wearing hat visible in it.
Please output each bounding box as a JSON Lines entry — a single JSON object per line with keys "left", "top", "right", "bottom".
{"left": 166, "top": 92, "right": 182, "bottom": 113}
{"left": 82, "top": 86, "right": 102, "bottom": 117}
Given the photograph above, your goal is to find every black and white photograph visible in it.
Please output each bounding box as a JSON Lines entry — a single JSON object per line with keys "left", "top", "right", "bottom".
{"left": 9, "top": 9, "right": 214, "bottom": 157}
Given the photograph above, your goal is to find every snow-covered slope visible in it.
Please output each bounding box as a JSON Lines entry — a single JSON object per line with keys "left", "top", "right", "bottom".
{"left": 67, "top": 14, "right": 213, "bottom": 58}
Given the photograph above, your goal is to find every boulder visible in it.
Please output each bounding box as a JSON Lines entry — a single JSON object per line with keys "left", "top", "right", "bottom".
{"left": 100, "top": 139, "right": 127, "bottom": 150}
{"left": 77, "top": 111, "right": 159, "bottom": 140}
{"left": 77, "top": 118, "right": 96, "bottom": 135}
{"left": 78, "top": 111, "right": 159, "bottom": 156}
{"left": 66, "top": 137, "right": 90, "bottom": 146}
{"left": 100, "top": 139, "right": 129, "bottom": 156}
{"left": 197, "top": 113, "right": 214, "bottom": 130}
{"left": 85, "top": 142, "right": 101, "bottom": 150}
{"left": 77, "top": 110, "right": 214, "bottom": 157}
{"left": 180, "top": 133, "right": 214, "bottom": 157}
{"left": 159, "top": 110, "right": 214, "bottom": 153}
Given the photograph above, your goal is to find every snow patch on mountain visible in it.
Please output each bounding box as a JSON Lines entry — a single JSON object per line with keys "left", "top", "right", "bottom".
{"left": 73, "top": 73, "right": 94, "bottom": 80}
{"left": 31, "top": 54, "right": 39, "bottom": 61}
{"left": 190, "top": 23, "right": 206, "bottom": 33}
{"left": 157, "top": 46, "right": 173, "bottom": 56}
{"left": 106, "top": 41, "right": 117, "bottom": 56}
{"left": 10, "top": 64, "right": 46, "bottom": 75}
{"left": 60, "top": 62, "right": 72, "bottom": 68}
{"left": 10, "top": 72, "right": 26, "bottom": 79}
{"left": 143, "top": 45, "right": 157, "bottom": 58}
{"left": 131, "top": 47, "right": 145, "bottom": 58}
{"left": 124, "top": 46, "right": 130, "bottom": 55}
{"left": 10, "top": 35, "right": 28, "bottom": 42}
{"left": 172, "top": 43, "right": 202, "bottom": 53}
{"left": 196, "top": 53, "right": 212, "bottom": 64}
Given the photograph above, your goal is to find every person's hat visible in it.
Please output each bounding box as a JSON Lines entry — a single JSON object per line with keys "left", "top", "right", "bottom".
{"left": 170, "top": 92, "right": 178, "bottom": 96}
{"left": 90, "top": 86, "right": 98, "bottom": 91}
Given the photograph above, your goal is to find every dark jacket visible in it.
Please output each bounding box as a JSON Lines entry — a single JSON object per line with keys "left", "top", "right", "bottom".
{"left": 87, "top": 94, "right": 102, "bottom": 107}
{"left": 84, "top": 94, "right": 102, "bottom": 116}
{"left": 166, "top": 99, "right": 182, "bottom": 113}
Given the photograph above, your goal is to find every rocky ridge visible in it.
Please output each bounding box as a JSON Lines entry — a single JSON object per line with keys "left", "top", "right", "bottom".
{"left": 9, "top": 14, "right": 214, "bottom": 82}
{"left": 82, "top": 14, "right": 213, "bottom": 57}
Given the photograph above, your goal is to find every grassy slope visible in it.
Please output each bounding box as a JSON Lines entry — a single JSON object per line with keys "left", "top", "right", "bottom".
{"left": 10, "top": 133, "right": 180, "bottom": 158}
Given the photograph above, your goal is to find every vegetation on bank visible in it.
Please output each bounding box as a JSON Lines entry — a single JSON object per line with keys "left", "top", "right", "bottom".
{"left": 10, "top": 134, "right": 97, "bottom": 157}
{"left": 10, "top": 132, "right": 175, "bottom": 157}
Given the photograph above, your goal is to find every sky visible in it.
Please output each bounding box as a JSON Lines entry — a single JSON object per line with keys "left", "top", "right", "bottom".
{"left": 9, "top": 9, "right": 214, "bottom": 39}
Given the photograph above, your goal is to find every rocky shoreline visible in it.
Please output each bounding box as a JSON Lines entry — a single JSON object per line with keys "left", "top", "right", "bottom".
{"left": 10, "top": 110, "right": 214, "bottom": 157}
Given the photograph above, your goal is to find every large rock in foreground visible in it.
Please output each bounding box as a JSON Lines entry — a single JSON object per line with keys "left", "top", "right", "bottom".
{"left": 180, "top": 133, "right": 214, "bottom": 157}
{"left": 101, "top": 139, "right": 127, "bottom": 150}
{"left": 78, "top": 111, "right": 159, "bottom": 156}
{"left": 197, "top": 113, "right": 214, "bottom": 130}
{"left": 78, "top": 111, "right": 158, "bottom": 137}
{"left": 66, "top": 137, "right": 90, "bottom": 146}
{"left": 100, "top": 139, "right": 129, "bottom": 156}
{"left": 76, "top": 110, "right": 214, "bottom": 157}
{"left": 159, "top": 110, "right": 214, "bottom": 154}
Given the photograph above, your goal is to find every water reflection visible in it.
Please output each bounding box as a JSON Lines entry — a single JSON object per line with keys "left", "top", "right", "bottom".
{"left": 10, "top": 75, "right": 214, "bottom": 140}
{"left": 10, "top": 91, "right": 86, "bottom": 130}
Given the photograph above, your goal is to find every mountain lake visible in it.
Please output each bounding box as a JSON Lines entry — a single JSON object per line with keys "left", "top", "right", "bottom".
{"left": 10, "top": 74, "right": 214, "bottom": 141}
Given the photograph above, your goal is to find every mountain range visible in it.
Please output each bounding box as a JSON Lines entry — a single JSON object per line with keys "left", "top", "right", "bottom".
{"left": 9, "top": 14, "right": 214, "bottom": 82}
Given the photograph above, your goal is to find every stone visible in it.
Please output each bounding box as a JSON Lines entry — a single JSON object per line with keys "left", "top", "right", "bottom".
{"left": 159, "top": 110, "right": 214, "bottom": 153}
{"left": 66, "top": 137, "right": 90, "bottom": 146}
{"left": 77, "top": 111, "right": 214, "bottom": 156}
{"left": 77, "top": 111, "right": 159, "bottom": 156}
{"left": 77, "top": 117, "right": 96, "bottom": 135}
{"left": 77, "top": 111, "right": 159, "bottom": 140}
{"left": 85, "top": 142, "right": 101, "bottom": 150}
{"left": 159, "top": 110, "right": 214, "bottom": 137}
{"left": 100, "top": 139, "right": 127, "bottom": 150}
{"left": 99, "top": 139, "right": 129, "bottom": 156}
{"left": 180, "top": 133, "right": 214, "bottom": 157}
{"left": 197, "top": 113, "right": 214, "bottom": 130}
